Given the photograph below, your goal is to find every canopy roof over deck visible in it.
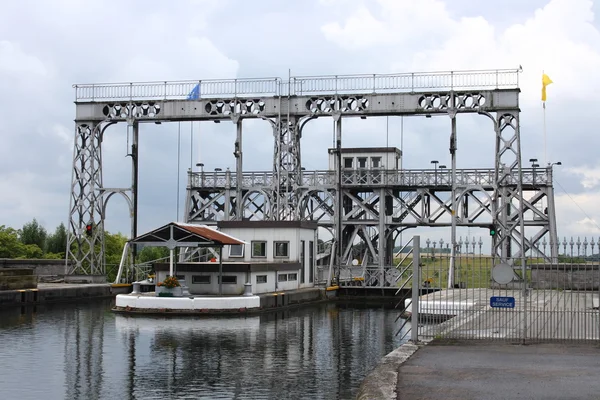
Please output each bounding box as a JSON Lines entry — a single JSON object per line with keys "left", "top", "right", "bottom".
{"left": 130, "top": 222, "right": 246, "bottom": 249}
{"left": 115, "top": 223, "right": 245, "bottom": 287}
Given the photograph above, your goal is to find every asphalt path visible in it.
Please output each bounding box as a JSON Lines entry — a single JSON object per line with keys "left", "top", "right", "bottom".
{"left": 396, "top": 340, "right": 600, "bottom": 400}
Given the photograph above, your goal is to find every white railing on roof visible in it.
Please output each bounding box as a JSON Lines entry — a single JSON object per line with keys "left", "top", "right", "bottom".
{"left": 74, "top": 68, "right": 521, "bottom": 102}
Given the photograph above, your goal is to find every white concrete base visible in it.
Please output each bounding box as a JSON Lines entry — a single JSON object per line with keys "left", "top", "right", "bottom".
{"left": 115, "top": 293, "right": 260, "bottom": 311}
{"left": 405, "top": 298, "right": 476, "bottom": 316}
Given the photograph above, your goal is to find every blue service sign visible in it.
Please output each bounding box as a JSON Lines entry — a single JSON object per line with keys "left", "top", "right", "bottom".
{"left": 490, "top": 296, "right": 515, "bottom": 308}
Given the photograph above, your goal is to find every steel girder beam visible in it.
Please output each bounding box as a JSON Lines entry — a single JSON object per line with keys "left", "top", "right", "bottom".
{"left": 75, "top": 90, "right": 520, "bottom": 123}
{"left": 185, "top": 179, "right": 557, "bottom": 259}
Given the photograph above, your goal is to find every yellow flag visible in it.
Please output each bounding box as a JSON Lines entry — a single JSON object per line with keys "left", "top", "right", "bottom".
{"left": 542, "top": 73, "right": 553, "bottom": 101}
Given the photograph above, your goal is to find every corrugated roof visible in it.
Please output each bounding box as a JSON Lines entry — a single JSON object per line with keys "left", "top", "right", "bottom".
{"left": 173, "top": 223, "right": 246, "bottom": 245}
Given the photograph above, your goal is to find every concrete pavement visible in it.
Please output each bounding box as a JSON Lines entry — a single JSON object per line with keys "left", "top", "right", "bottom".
{"left": 358, "top": 340, "right": 600, "bottom": 400}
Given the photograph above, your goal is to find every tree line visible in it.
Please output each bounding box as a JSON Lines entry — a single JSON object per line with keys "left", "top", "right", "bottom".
{"left": 0, "top": 219, "right": 67, "bottom": 259}
{"left": 0, "top": 219, "right": 168, "bottom": 266}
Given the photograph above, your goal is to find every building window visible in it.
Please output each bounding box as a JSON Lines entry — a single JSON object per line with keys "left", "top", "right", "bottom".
{"left": 288, "top": 273, "right": 298, "bottom": 281}
{"left": 192, "top": 275, "right": 211, "bottom": 284}
{"left": 274, "top": 241, "right": 289, "bottom": 258}
{"left": 220, "top": 276, "right": 237, "bottom": 284}
{"left": 358, "top": 157, "right": 367, "bottom": 169}
{"left": 278, "top": 274, "right": 288, "bottom": 282}
{"left": 229, "top": 244, "right": 244, "bottom": 258}
{"left": 252, "top": 241, "right": 267, "bottom": 257}
{"left": 344, "top": 157, "right": 353, "bottom": 169}
{"left": 371, "top": 157, "right": 381, "bottom": 168}
{"left": 256, "top": 275, "right": 267, "bottom": 284}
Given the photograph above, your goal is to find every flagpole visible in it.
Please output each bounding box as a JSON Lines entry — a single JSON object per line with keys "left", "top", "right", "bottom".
{"left": 543, "top": 101, "right": 547, "bottom": 165}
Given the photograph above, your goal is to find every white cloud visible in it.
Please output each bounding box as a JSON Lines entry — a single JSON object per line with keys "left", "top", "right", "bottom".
{"left": 566, "top": 166, "right": 600, "bottom": 189}
{"left": 321, "top": 0, "right": 600, "bottom": 105}
{"left": 321, "top": 0, "right": 600, "bottom": 240}
{"left": 0, "top": 40, "right": 46, "bottom": 75}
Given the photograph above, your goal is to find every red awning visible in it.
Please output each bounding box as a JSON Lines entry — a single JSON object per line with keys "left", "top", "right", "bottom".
{"left": 130, "top": 222, "right": 245, "bottom": 247}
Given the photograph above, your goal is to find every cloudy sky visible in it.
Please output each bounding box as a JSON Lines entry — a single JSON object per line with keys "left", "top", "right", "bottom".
{"left": 1, "top": 0, "right": 600, "bottom": 247}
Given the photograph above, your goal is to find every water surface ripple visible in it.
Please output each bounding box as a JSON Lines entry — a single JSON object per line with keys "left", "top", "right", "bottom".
{"left": 0, "top": 300, "right": 409, "bottom": 399}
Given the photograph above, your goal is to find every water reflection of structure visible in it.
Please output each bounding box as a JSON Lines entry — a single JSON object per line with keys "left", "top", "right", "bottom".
{"left": 114, "top": 303, "right": 408, "bottom": 399}
{"left": 63, "top": 304, "right": 106, "bottom": 400}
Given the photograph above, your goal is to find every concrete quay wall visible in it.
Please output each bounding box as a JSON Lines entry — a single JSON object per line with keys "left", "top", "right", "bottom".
{"left": 0, "top": 259, "right": 68, "bottom": 279}
{"left": 531, "top": 264, "right": 600, "bottom": 290}
{"left": 0, "top": 283, "right": 131, "bottom": 308}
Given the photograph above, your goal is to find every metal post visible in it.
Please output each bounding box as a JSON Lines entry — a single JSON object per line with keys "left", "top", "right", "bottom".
{"left": 411, "top": 236, "right": 420, "bottom": 342}
{"left": 335, "top": 113, "right": 343, "bottom": 283}
{"left": 219, "top": 246, "right": 223, "bottom": 295}
{"left": 169, "top": 248, "right": 174, "bottom": 276}
{"left": 235, "top": 120, "right": 243, "bottom": 219}
{"left": 114, "top": 242, "right": 130, "bottom": 284}
{"left": 379, "top": 188, "right": 386, "bottom": 286}
{"left": 547, "top": 167, "right": 559, "bottom": 262}
{"left": 448, "top": 115, "right": 457, "bottom": 289}
{"left": 131, "top": 122, "right": 139, "bottom": 263}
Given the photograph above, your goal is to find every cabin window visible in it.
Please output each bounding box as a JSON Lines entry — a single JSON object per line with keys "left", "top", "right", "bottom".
{"left": 229, "top": 244, "right": 244, "bottom": 257}
{"left": 288, "top": 273, "right": 298, "bottom": 281}
{"left": 371, "top": 157, "right": 381, "bottom": 168}
{"left": 344, "top": 157, "right": 353, "bottom": 169}
{"left": 274, "top": 241, "right": 289, "bottom": 258}
{"left": 358, "top": 157, "right": 367, "bottom": 169}
{"left": 175, "top": 275, "right": 185, "bottom": 282}
{"left": 251, "top": 241, "right": 267, "bottom": 257}
{"left": 278, "top": 274, "right": 288, "bottom": 282}
{"left": 220, "top": 276, "right": 237, "bottom": 284}
{"left": 192, "top": 275, "right": 211, "bottom": 284}
{"left": 256, "top": 275, "right": 267, "bottom": 284}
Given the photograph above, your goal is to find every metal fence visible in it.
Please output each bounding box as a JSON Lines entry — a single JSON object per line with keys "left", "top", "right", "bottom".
{"left": 402, "top": 235, "right": 600, "bottom": 343}
{"left": 74, "top": 68, "right": 521, "bottom": 102}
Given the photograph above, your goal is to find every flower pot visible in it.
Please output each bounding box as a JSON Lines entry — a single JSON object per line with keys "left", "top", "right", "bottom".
{"left": 155, "top": 285, "right": 183, "bottom": 297}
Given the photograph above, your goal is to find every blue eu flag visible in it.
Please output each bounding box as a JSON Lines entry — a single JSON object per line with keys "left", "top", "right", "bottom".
{"left": 187, "top": 84, "right": 200, "bottom": 100}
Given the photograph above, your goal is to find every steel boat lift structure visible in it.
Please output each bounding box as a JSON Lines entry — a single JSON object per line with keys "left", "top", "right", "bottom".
{"left": 66, "top": 68, "right": 559, "bottom": 286}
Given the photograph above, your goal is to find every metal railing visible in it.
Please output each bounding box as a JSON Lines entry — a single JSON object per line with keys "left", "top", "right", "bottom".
{"left": 74, "top": 68, "right": 521, "bottom": 102}
{"left": 401, "top": 235, "right": 600, "bottom": 343}
{"left": 290, "top": 68, "right": 519, "bottom": 96}
{"left": 74, "top": 78, "right": 282, "bottom": 102}
{"left": 187, "top": 167, "right": 549, "bottom": 189}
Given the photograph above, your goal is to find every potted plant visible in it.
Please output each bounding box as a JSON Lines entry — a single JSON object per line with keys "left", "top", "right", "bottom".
{"left": 156, "top": 276, "right": 182, "bottom": 297}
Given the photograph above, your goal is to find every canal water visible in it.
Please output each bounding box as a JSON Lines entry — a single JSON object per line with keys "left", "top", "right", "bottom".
{"left": 0, "top": 300, "right": 409, "bottom": 399}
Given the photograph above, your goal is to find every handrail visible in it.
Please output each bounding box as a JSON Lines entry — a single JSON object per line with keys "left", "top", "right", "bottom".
{"left": 187, "top": 167, "right": 549, "bottom": 188}
{"left": 74, "top": 68, "right": 521, "bottom": 102}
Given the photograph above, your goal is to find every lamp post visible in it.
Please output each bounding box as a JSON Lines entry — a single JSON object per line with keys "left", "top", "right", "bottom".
{"left": 431, "top": 160, "right": 439, "bottom": 185}
{"left": 196, "top": 163, "right": 204, "bottom": 187}
{"left": 439, "top": 165, "right": 446, "bottom": 185}
{"left": 530, "top": 159, "right": 539, "bottom": 187}
{"left": 214, "top": 168, "right": 222, "bottom": 187}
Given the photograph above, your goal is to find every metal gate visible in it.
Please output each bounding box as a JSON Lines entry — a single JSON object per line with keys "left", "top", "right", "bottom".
{"left": 398, "top": 235, "right": 600, "bottom": 342}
